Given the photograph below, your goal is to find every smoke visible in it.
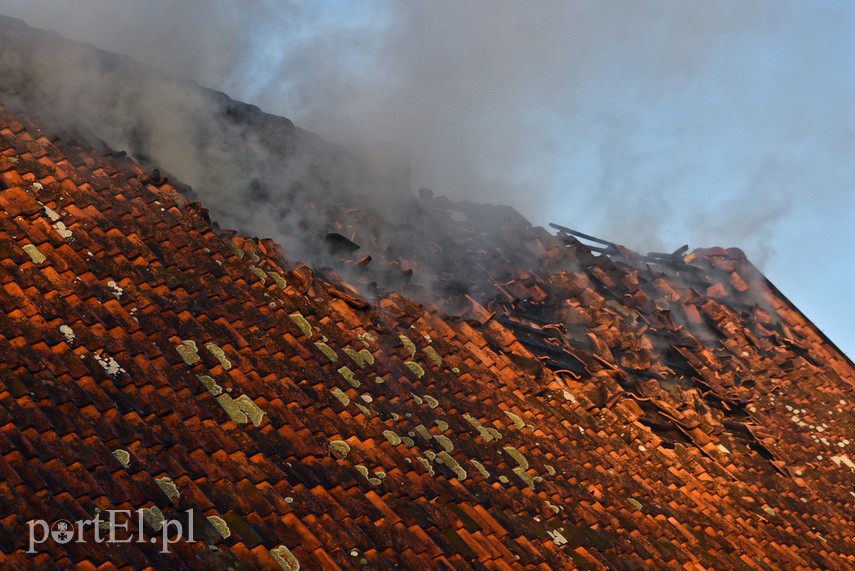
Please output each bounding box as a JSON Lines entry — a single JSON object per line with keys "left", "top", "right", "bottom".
{"left": 0, "top": 9, "right": 410, "bottom": 268}
{"left": 1, "top": 1, "right": 853, "bottom": 354}
{"left": 1, "top": 2, "right": 850, "bottom": 249}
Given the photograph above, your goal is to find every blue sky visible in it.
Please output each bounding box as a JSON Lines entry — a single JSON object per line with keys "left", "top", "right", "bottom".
{"left": 1, "top": 1, "right": 852, "bottom": 358}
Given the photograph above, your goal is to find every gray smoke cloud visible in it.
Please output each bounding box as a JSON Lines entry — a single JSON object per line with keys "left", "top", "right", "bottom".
{"left": 0, "top": 8, "right": 413, "bottom": 267}
{"left": 1, "top": 1, "right": 853, "bottom": 355}
{"left": 4, "top": 2, "right": 848, "bottom": 246}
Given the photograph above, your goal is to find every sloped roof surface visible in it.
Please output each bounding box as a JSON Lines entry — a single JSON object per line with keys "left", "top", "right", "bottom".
{"left": 1, "top": 18, "right": 855, "bottom": 571}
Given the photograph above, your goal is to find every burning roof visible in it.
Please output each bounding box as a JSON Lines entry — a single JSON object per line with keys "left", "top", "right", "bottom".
{"left": 0, "top": 14, "right": 854, "bottom": 570}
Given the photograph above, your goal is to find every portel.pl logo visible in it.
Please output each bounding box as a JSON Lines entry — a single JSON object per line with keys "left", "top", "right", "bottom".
{"left": 27, "top": 508, "right": 196, "bottom": 554}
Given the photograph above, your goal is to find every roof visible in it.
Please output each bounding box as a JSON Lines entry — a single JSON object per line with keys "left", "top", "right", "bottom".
{"left": 1, "top": 16, "right": 854, "bottom": 571}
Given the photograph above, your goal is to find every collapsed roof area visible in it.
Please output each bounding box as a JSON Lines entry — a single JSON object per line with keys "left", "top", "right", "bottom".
{"left": 0, "top": 13, "right": 854, "bottom": 571}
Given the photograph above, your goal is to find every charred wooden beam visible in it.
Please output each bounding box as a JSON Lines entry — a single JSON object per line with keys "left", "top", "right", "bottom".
{"left": 587, "top": 244, "right": 616, "bottom": 255}
{"left": 646, "top": 244, "right": 689, "bottom": 260}
{"left": 543, "top": 358, "right": 587, "bottom": 376}
{"left": 325, "top": 232, "right": 360, "bottom": 255}
{"left": 548, "top": 222, "right": 616, "bottom": 247}
{"left": 496, "top": 315, "right": 555, "bottom": 338}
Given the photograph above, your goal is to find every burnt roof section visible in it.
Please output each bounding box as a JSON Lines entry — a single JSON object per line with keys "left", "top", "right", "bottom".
{"left": 0, "top": 14, "right": 854, "bottom": 571}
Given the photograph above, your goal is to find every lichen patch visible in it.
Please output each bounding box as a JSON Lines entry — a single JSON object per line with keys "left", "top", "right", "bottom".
{"left": 22, "top": 244, "right": 45, "bottom": 264}
{"left": 217, "top": 394, "right": 265, "bottom": 427}
{"left": 329, "top": 440, "right": 351, "bottom": 459}
{"left": 315, "top": 341, "right": 338, "bottom": 363}
{"left": 205, "top": 342, "right": 232, "bottom": 370}
{"left": 463, "top": 414, "right": 502, "bottom": 442}
{"left": 112, "top": 449, "right": 130, "bottom": 468}
{"left": 344, "top": 347, "right": 374, "bottom": 368}
{"left": 106, "top": 280, "right": 124, "bottom": 298}
{"left": 436, "top": 451, "right": 467, "bottom": 480}
{"left": 399, "top": 334, "right": 417, "bottom": 357}
{"left": 142, "top": 506, "right": 164, "bottom": 531}
{"left": 289, "top": 312, "right": 313, "bottom": 338}
{"left": 503, "top": 446, "right": 529, "bottom": 470}
{"left": 470, "top": 459, "right": 491, "bottom": 479}
{"left": 416, "top": 457, "right": 435, "bottom": 476}
{"left": 59, "top": 324, "right": 75, "bottom": 344}
{"left": 176, "top": 340, "right": 200, "bottom": 365}
{"left": 504, "top": 410, "right": 525, "bottom": 430}
{"left": 95, "top": 353, "right": 125, "bottom": 376}
{"left": 423, "top": 345, "right": 443, "bottom": 366}
{"left": 383, "top": 430, "right": 402, "bottom": 446}
{"left": 404, "top": 361, "right": 425, "bottom": 378}
{"left": 207, "top": 515, "right": 231, "bottom": 539}
{"left": 270, "top": 545, "right": 300, "bottom": 571}
{"left": 249, "top": 264, "right": 268, "bottom": 284}
{"left": 44, "top": 206, "right": 61, "bottom": 221}
{"left": 434, "top": 434, "right": 454, "bottom": 452}
{"left": 338, "top": 366, "right": 360, "bottom": 387}
{"left": 198, "top": 375, "right": 223, "bottom": 395}
{"left": 331, "top": 387, "right": 350, "bottom": 406}
{"left": 155, "top": 476, "right": 180, "bottom": 499}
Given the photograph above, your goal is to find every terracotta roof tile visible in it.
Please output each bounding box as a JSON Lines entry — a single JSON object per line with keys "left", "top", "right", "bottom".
{"left": 0, "top": 38, "right": 853, "bottom": 568}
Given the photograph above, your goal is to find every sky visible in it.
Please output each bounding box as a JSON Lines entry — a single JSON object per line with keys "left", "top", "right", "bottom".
{"left": 0, "top": 1, "right": 852, "bottom": 359}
